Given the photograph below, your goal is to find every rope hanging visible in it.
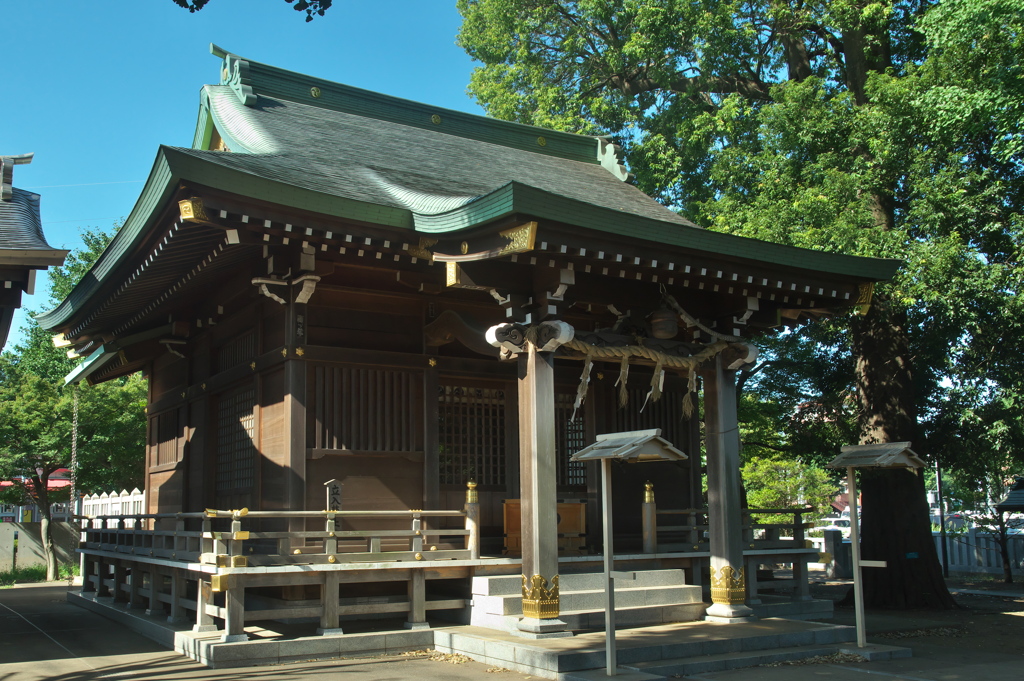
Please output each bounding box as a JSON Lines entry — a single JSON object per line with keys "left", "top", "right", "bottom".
{"left": 571, "top": 356, "right": 592, "bottom": 422}
{"left": 563, "top": 337, "right": 729, "bottom": 417}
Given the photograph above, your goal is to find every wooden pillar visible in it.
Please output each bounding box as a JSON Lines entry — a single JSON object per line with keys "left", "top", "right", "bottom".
{"left": 516, "top": 344, "right": 567, "bottom": 637}
{"left": 404, "top": 569, "right": 429, "bottom": 630}
{"left": 284, "top": 297, "right": 308, "bottom": 539}
{"left": 168, "top": 570, "right": 186, "bottom": 623}
{"left": 145, "top": 568, "right": 161, "bottom": 615}
{"left": 423, "top": 361, "right": 440, "bottom": 510}
{"left": 223, "top": 584, "right": 247, "bottom": 642}
{"left": 319, "top": 571, "right": 343, "bottom": 635}
{"left": 702, "top": 353, "right": 754, "bottom": 621}
{"left": 193, "top": 578, "right": 217, "bottom": 632}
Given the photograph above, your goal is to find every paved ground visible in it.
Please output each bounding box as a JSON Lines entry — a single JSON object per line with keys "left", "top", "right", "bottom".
{"left": 2, "top": 576, "right": 1023, "bottom": 681}
{"left": 0, "top": 583, "right": 527, "bottom": 681}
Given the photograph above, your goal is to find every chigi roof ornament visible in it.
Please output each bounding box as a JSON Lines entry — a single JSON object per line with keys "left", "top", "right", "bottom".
{"left": 1, "top": 153, "right": 34, "bottom": 201}
{"left": 211, "top": 43, "right": 256, "bottom": 107}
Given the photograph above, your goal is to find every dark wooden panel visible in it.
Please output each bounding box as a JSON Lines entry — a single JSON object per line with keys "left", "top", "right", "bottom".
{"left": 260, "top": 369, "right": 287, "bottom": 511}
{"left": 308, "top": 365, "right": 422, "bottom": 453}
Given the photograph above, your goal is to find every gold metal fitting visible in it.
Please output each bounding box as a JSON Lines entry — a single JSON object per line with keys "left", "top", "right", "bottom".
{"left": 328, "top": 555, "right": 337, "bottom": 564}
{"left": 521, "top": 574, "right": 560, "bottom": 619}
{"left": 414, "top": 552, "right": 423, "bottom": 560}
{"left": 293, "top": 549, "right": 302, "bottom": 555}
{"left": 430, "top": 546, "right": 437, "bottom": 551}
{"left": 710, "top": 566, "right": 746, "bottom": 605}
{"left": 466, "top": 480, "right": 479, "bottom": 504}
{"left": 644, "top": 481, "right": 655, "bottom": 504}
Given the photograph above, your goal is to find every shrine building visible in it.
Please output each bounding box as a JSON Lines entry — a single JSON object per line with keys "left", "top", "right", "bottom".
{"left": 38, "top": 46, "right": 900, "bottom": 668}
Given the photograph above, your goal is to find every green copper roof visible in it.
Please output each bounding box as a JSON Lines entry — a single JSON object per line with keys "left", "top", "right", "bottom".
{"left": 37, "top": 46, "right": 901, "bottom": 334}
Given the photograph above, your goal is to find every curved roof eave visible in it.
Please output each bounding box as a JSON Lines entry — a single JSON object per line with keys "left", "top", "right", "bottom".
{"left": 37, "top": 152, "right": 901, "bottom": 334}
{"left": 414, "top": 182, "right": 903, "bottom": 282}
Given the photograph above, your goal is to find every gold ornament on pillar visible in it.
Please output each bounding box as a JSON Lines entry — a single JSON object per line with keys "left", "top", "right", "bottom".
{"left": 465, "top": 480, "right": 478, "bottom": 504}
{"left": 644, "top": 480, "right": 655, "bottom": 504}
{"left": 521, "top": 574, "right": 560, "bottom": 619}
{"left": 709, "top": 565, "right": 746, "bottom": 605}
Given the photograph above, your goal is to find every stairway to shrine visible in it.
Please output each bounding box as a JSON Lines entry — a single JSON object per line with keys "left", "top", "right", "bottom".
{"left": 469, "top": 568, "right": 706, "bottom": 632}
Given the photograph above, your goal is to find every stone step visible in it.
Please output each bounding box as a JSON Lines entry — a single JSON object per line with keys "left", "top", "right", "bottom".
{"left": 618, "top": 643, "right": 845, "bottom": 678}
{"left": 469, "top": 602, "right": 708, "bottom": 633}
{"left": 472, "top": 569, "right": 688, "bottom": 597}
{"left": 474, "top": 584, "right": 703, "bottom": 617}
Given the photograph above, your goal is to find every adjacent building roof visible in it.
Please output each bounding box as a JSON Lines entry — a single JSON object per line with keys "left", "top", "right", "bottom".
{"left": 996, "top": 478, "right": 1024, "bottom": 513}
{"left": 38, "top": 45, "right": 902, "bottom": 348}
{"left": 0, "top": 154, "right": 69, "bottom": 348}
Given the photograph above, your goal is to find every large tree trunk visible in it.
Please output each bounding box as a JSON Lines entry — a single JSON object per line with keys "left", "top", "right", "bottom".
{"left": 31, "top": 474, "right": 59, "bottom": 581}
{"left": 852, "top": 297, "right": 955, "bottom": 608}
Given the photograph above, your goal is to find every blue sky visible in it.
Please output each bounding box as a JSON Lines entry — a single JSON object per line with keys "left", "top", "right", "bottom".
{"left": 3, "top": 0, "right": 484, "bottom": 348}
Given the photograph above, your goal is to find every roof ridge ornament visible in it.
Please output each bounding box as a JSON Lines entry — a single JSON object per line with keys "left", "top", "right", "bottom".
{"left": 1, "top": 152, "right": 34, "bottom": 201}
{"left": 211, "top": 43, "right": 256, "bottom": 107}
{"left": 596, "top": 138, "right": 632, "bottom": 183}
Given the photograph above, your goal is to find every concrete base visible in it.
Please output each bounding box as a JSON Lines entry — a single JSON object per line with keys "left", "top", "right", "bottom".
{"left": 704, "top": 614, "right": 758, "bottom": 624}
{"left": 193, "top": 624, "right": 218, "bottom": 632}
{"left": 404, "top": 621, "right": 431, "bottom": 630}
{"left": 317, "top": 627, "right": 345, "bottom": 636}
{"left": 839, "top": 643, "right": 913, "bottom": 661}
{"left": 705, "top": 602, "right": 754, "bottom": 620}
{"left": 517, "top": 616, "right": 569, "bottom": 635}
{"left": 220, "top": 634, "right": 248, "bottom": 643}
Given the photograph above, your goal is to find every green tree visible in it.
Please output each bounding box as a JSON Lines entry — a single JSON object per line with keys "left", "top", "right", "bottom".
{"left": 458, "top": 0, "right": 1024, "bottom": 608}
{"left": 171, "top": 0, "right": 334, "bottom": 21}
{"left": 0, "top": 225, "right": 146, "bottom": 580}
{"left": 742, "top": 455, "right": 838, "bottom": 525}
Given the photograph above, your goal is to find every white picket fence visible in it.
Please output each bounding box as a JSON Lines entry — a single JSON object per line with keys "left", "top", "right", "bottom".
{"left": 81, "top": 489, "right": 145, "bottom": 528}
{"left": 935, "top": 529, "right": 1024, "bottom": 575}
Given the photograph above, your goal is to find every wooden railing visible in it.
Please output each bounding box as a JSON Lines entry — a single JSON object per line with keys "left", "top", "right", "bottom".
{"left": 76, "top": 486, "right": 485, "bottom": 640}
{"left": 80, "top": 507, "right": 481, "bottom": 567}
{"left": 641, "top": 488, "right": 816, "bottom": 602}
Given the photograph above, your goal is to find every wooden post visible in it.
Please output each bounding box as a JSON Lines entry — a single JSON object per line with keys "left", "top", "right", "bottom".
{"left": 95, "top": 555, "right": 110, "bottom": 597}
{"left": 792, "top": 509, "right": 811, "bottom": 601}
{"left": 702, "top": 353, "right": 754, "bottom": 621}
{"left": 404, "top": 569, "right": 429, "bottom": 630}
{"left": 145, "top": 568, "right": 161, "bottom": 615}
{"left": 169, "top": 570, "right": 186, "bottom": 623}
{"left": 193, "top": 578, "right": 217, "bottom": 632}
{"left": 319, "top": 571, "right": 343, "bottom": 635}
{"left": 465, "top": 481, "right": 480, "bottom": 559}
{"left": 223, "top": 584, "right": 247, "bottom": 642}
{"left": 516, "top": 343, "right": 568, "bottom": 637}
{"left": 324, "top": 514, "right": 338, "bottom": 557}
{"left": 284, "top": 296, "right": 307, "bottom": 542}
{"left": 642, "top": 481, "right": 657, "bottom": 554}
{"left": 113, "top": 561, "right": 128, "bottom": 604}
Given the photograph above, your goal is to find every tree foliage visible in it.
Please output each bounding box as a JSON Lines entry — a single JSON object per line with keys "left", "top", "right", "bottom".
{"left": 458, "top": 0, "right": 1024, "bottom": 608}
{"left": 171, "top": 0, "right": 334, "bottom": 22}
{"left": 0, "top": 225, "right": 146, "bottom": 578}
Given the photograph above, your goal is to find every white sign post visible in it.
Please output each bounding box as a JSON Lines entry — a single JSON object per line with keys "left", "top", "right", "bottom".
{"left": 572, "top": 429, "right": 688, "bottom": 676}
{"left": 830, "top": 442, "right": 924, "bottom": 648}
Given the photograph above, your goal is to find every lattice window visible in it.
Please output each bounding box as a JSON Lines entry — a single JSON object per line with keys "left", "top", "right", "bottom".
{"left": 438, "top": 385, "right": 506, "bottom": 486}
{"left": 555, "top": 393, "right": 588, "bottom": 487}
{"left": 215, "top": 385, "right": 257, "bottom": 495}
{"left": 309, "top": 365, "right": 419, "bottom": 452}
{"left": 151, "top": 410, "right": 179, "bottom": 466}
{"left": 216, "top": 331, "right": 257, "bottom": 373}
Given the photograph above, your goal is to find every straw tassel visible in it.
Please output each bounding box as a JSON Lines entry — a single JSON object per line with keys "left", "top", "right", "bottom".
{"left": 571, "top": 357, "right": 593, "bottom": 422}
{"left": 641, "top": 359, "right": 665, "bottom": 412}
{"left": 682, "top": 369, "right": 697, "bottom": 418}
{"left": 615, "top": 355, "right": 630, "bottom": 407}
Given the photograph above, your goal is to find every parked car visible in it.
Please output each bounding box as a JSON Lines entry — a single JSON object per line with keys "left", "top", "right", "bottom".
{"left": 814, "top": 518, "right": 852, "bottom": 538}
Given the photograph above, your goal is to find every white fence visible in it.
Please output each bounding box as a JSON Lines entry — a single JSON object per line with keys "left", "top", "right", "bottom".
{"left": 935, "top": 529, "right": 1024, "bottom": 575}
{"left": 81, "top": 489, "right": 145, "bottom": 528}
